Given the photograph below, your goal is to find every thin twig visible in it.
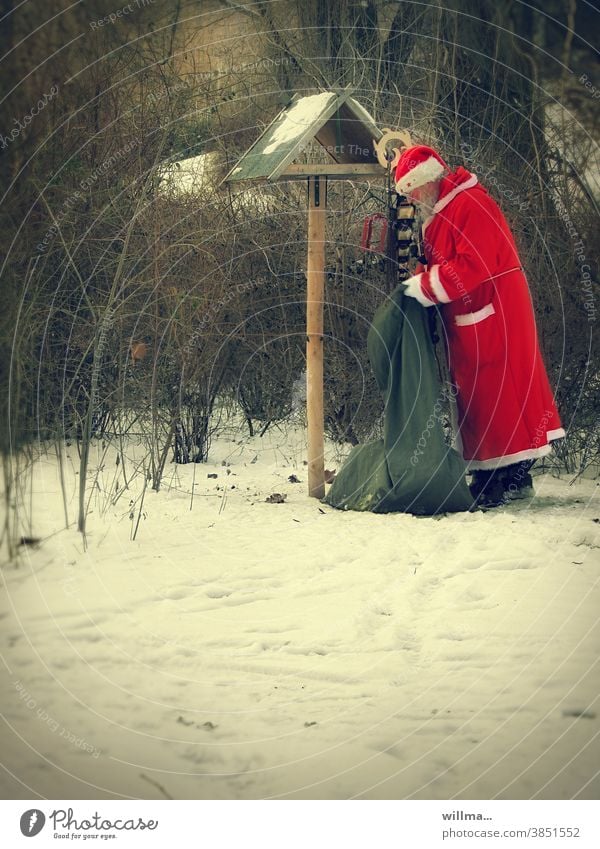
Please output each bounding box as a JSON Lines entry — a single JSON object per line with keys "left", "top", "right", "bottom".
{"left": 190, "top": 459, "right": 197, "bottom": 511}
{"left": 132, "top": 471, "right": 148, "bottom": 542}
{"left": 139, "top": 773, "right": 173, "bottom": 800}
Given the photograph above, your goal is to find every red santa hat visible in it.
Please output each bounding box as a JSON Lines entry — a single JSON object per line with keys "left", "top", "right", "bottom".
{"left": 394, "top": 145, "right": 448, "bottom": 194}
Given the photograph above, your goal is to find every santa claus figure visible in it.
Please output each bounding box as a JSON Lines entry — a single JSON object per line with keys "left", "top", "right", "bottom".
{"left": 395, "top": 144, "right": 565, "bottom": 507}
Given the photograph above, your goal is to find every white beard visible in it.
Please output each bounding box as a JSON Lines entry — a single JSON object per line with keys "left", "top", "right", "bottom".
{"left": 412, "top": 184, "right": 439, "bottom": 214}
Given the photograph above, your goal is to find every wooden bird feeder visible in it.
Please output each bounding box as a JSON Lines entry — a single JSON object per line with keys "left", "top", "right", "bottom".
{"left": 222, "top": 88, "right": 409, "bottom": 499}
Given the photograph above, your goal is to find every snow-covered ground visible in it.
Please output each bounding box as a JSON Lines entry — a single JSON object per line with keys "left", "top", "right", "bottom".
{"left": 1, "top": 423, "right": 599, "bottom": 800}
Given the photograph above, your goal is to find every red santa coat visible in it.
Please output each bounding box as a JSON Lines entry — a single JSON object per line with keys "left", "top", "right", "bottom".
{"left": 405, "top": 166, "right": 564, "bottom": 469}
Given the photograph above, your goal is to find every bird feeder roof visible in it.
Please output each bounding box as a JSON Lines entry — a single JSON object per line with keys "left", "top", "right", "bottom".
{"left": 223, "top": 88, "right": 384, "bottom": 183}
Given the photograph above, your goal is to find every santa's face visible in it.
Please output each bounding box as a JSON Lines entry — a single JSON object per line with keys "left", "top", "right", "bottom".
{"left": 404, "top": 180, "right": 441, "bottom": 213}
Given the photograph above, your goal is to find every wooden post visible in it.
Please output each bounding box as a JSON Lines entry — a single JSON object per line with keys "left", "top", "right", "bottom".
{"left": 306, "top": 176, "right": 326, "bottom": 499}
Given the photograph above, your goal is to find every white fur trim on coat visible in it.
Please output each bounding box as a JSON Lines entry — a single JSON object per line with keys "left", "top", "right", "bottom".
{"left": 454, "top": 302, "right": 495, "bottom": 326}
{"left": 466, "top": 428, "right": 566, "bottom": 470}
{"left": 402, "top": 273, "right": 436, "bottom": 307}
{"left": 421, "top": 173, "right": 479, "bottom": 237}
{"left": 429, "top": 264, "right": 451, "bottom": 303}
{"left": 395, "top": 157, "right": 445, "bottom": 194}
{"left": 431, "top": 173, "right": 478, "bottom": 215}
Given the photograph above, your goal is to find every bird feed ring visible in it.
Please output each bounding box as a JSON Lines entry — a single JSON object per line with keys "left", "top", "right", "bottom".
{"left": 373, "top": 129, "right": 413, "bottom": 171}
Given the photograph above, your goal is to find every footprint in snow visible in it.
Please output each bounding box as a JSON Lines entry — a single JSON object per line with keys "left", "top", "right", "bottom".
{"left": 480, "top": 558, "right": 537, "bottom": 571}
{"left": 205, "top": 588, "right": 232, "bottom": 599}
{"left": 177, "top": 716, "right": 218, "bottom": 730}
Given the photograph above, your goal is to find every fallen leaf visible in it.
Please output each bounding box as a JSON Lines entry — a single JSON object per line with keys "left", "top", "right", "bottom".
{"left": 18, "top": 536, "right": 42, "bottom": 548}
{"left": 266, "top": 493, "right": 287, "bottom": 503}
{"left": 562, "top": 709, "right": 596, "bottom": 720}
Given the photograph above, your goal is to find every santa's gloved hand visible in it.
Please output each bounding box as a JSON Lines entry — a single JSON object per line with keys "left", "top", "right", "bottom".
{"left": 402, "top": 272, "right": 435, "bottom": 307}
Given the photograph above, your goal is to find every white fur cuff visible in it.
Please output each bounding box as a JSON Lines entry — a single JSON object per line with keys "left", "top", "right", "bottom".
{"left": 429, "top": 264, "right": 451, "bottom": 303}
{"left": 402, "top": 273, "right": 435, "bottom": 307}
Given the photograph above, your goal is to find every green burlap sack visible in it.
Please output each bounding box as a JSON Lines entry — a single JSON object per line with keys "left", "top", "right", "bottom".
{"left": 323, "top": 284, "right": 472, "bottom": 515}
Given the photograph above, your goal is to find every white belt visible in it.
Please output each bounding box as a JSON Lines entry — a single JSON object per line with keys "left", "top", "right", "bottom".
{"left": 454, "top": 302, "right": 495, "bottom": 326}
{"left": 453, "top": 265, "right": 523, "bottom": 325}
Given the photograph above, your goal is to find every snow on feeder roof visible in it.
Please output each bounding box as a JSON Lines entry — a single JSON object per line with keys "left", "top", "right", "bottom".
{"left": 223, "top": 88, "right": 385, "bottom": 183}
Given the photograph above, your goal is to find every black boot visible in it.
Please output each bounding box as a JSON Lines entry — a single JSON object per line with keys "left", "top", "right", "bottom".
{"left": 468, "top": 469, "right": 506, "bottom": 508}
{"left": 499, "top": 460, "right": 535, "bottom": 500}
